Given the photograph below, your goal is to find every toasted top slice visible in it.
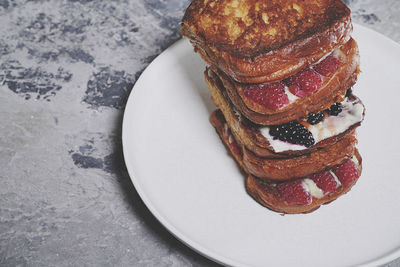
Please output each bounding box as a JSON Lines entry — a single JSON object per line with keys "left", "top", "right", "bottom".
{"left": 181, "top": 0, "right": 352, "bottom": 83}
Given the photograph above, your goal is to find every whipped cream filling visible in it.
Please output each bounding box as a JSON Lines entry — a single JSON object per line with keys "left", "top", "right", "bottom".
{"left": 302, "top": 179, "right": 324, "bottom": 199}
{"left": 308, "top": 101, "right": 363, "bottom": 143}
{"left": 351, "top": 155, "right": 359, "bottom": 165}
{"left": 330, "top": 170, "right": 342, "bottom": 188}
{"left": 260, "top": 97, "right": 364, "bottom": 153}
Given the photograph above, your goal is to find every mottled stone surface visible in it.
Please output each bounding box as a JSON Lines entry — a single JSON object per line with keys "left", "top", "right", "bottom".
{"left": 0, "top": 0, "right": 399, "bottom": 266}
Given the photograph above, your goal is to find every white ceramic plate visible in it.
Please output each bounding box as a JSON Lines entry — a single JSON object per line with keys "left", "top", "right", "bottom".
{"left": 122, "top": 24, "right": 400, "bottom": 267}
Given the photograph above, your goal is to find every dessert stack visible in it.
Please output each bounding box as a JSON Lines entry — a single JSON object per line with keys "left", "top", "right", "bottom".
{"left": 181, "top": 0, "right": 365, "bottom": 213}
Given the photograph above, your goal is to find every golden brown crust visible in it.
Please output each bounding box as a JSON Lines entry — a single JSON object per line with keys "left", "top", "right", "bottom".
{"left": 206, "top": 71, "right": 364, "bottom": 158}
{"left": 181, "top": 0, "right": 352, "bottom": 83}
{"left": 214, "top": 38, "right": 360, "bottom": 125}
{"left": 242, "top": 133, "right": 356, "bottom": 181}
{"left": 246, "top": 150, "right": 362, "bottom": 214}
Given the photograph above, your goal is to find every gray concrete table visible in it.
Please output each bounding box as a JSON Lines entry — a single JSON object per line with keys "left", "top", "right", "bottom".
{"left": 0, "top": 0, "right": 399, "bottom": 266}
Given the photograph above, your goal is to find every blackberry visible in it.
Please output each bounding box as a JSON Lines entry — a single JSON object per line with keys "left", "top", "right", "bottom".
{"left": 326, "top": 102, "right": 343, "bottom": 116}
{"left": 307, "top": 111, "right": 325, "bottom": 125}
{"left": 269, "top": 121, "right": 315, "bottom": 147}
{"left": 345, "top": 88, "right": 353, "bottom": 98}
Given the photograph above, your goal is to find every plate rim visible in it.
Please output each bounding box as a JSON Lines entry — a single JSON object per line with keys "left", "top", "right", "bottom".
{"left": 122, "top": 23, "right": 400, "bottom": 267}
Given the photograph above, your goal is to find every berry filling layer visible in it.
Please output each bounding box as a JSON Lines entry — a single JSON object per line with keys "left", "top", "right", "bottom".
{"left": 275, "top": 156, "right": 360, "bottom": 206}
{"left": 259, "top": 94, "right": 364, "bottom": 152}
{"left": 242, "top": 50, "right": 341, "bottom": 110}
{"left": 218, "top": 115, "right": 361, "bottom": 208}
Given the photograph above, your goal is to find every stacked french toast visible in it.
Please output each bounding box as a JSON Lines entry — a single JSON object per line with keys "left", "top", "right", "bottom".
{"left": 181, "top": 0, "right": 365, "bottom": 214}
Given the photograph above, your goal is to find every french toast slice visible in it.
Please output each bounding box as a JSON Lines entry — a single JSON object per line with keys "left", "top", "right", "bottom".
{"left": 212, "top": 38, "right": 360, "bottom": 125}
{"left": 242, "top": 134, "right": 356, "bottom": 180}
{"left": 211, "top": 109, "right": 358, "bottom": 181}
{"left": 234, "top": 39, "right": 359, "bottom": 115}
{"left": 246, "top": 150, "right": 362, "bottom": 214}
{"left": 206, "top": 69, "right": 365, "bottom": 158}
{"left": 210, "top": 110, "right": 362, "bottom": 214}
{"left": 181, "top": 0, "right": 352, "bottom": 83}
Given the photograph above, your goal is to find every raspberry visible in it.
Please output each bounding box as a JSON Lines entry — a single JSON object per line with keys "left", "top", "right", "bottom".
{"left": 277, "top": 180, "right": 311, "bottom": 205}
{"left": 310, "top": 171, "right": 337, "bottom": 194}
{"left": 243, "top": 82, "right": 289, "bottom": 110}
{"left": 295, "top": 69, "right": 322, "bottom": 93}
{"left": 284, "top": 69, "right": 322, "bottom": 96}
{"left": 333, "top": 160, "right": 360, "bottom": 187}
{"left": 288, "top": 85, "right": 307, "bottom": 98}
{"left": 314, "top": 55, "right": 340, "bottom": 76}
{"left": 326, "top": 102, "right": 343, "bottom": 116}
{"left": 307, "top": 111, "right": 325, "bottom": 125}
{"left": 269, "top": 121, "right": 315, "bottom": 147}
